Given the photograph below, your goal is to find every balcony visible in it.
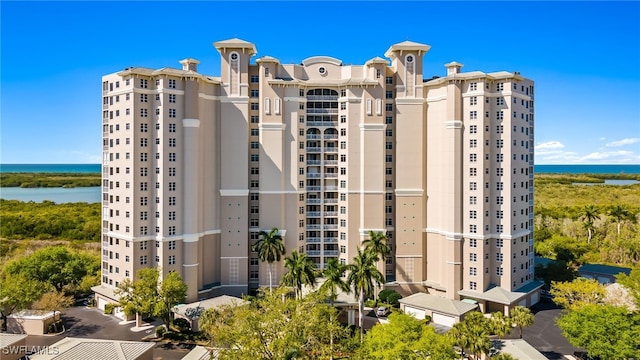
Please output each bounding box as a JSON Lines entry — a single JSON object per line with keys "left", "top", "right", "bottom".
{"left": 102, "top": 255, "right": 109, "bottom": 262}
{"left": 307, "top": 250, "right": 321, "bottom": 256}
{"left": 306, "top": 238, "right": 321, "bottom": 243}
{"left": 306, "top": 95, "right": 338, "bottom": 101}
{"left": 324, "top": 237, "right": 338, "bottom": 243}
{"left": 324, "top": 160, "right": 338, "bottom": 165}
{"left": 307, "top": 211, "right": 321, "bottom": 217}
{"left": 307, "top": 173, "right": 321, "bottom": 178}
{"left": 324, "top": 148, "right": 338, "bottom": 153}
{"left": 324, "top": 134, "right": 339, "bottom": 140}
{"left": 306, "top": 134, "right": 321, "bottom": 140}
{"left": 307, "top": 147, "right": 322, "bottom": 153}
{"left": 323, "top": 224, "right": 338, "bottom": 230}
{"left": 306, "top": 224, "right": 321, "bottom": 230}
{"left": 306, "top": 160, "right": 321, "bottom": 165}
{"left": 324, "top": 173, "right": 338, "bottom": 178}
{"left": 307, "top": 109, "right": 338, "bottom": 115}
{"left": 307, "top": 186, "right": 321, "bottom": 191}
{"left": 325, "top": 186, "right": 338, "bottom": 191}
{"left": 324, "top": 212, "right": 338, "bottom": 217}
{"left": 324, "top": 250, "right": 339, "bottom": 256}
{"left": 306, "top": 198, "right": 321, "bottom": 204}
{"left": 324, "top": 198, "right": 338, "bottom": 204}
{"left": 307, "top": 121, "right": 337, "bottom": 126}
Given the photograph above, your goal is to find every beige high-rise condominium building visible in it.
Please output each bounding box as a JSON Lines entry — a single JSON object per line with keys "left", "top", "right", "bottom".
{"left": 95, "top": 38, "right": 539, "bottom": 315}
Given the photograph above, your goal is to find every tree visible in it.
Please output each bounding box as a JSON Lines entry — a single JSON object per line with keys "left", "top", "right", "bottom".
{"left": 281, "top": 250, "right": 318, "bottom": 299}
{"left": 319, "top": 257, "right": 350, "bottom": 307}
{"left": 581, "top": 205, "right": 599, "bottom": 243}
{"left": 617, "top": 268, "right": 640, "bottom": 306}
{"left": 358, "top": 312, "right": 455, "bottom": 360}
{"left": 116, "top": 268, "right": 159, "bottom": 327}
{"left": 550, "top": 278, "right": 606, "bottom": 310}
{"left": 609, "top": 205, "right": 632, "bottom": 236}
{"left": 32, "top": 289, "right": 73, "bottom": 332}
{"left": 509, "top": 306, "right": 534, "bottom": 339}
{"left": 362, "top": 231, "right": 390, "bottom": 301}
{"left": 252, "top": 227, "right": 285, "bottom": 294}
{"left": 0, "top": 274, "right": 44, "bottom": 332}
{"left": 155, "top": 271, "right": 188, "bottom": 327}
{"left": 489, "top": 311, "right": 512, "bottom": 339}
{"left": 3, "top": 246, "right": 99, "bottom": 293}
{"left": 200, "top": 287, "right": 349, "bottom": 359}
{"left": 557, "top": 304, "right": 640, "bottom": 359}
{"left": 449, "top": 312, "right": 491, "bottom": 360}
{"left": 347, "top": 249, "right": 385, "bottom": 342}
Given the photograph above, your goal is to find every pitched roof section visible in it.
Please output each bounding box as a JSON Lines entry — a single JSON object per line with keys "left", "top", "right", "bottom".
{"left": 0, "top": 333, "right": 27, "bottom": 348}
{"left": 256, "top": 55, "right": 280, "bottom": 64}
{"left": 301, "top": 56, "right": 342, "bottom": 67}
{"left": 384, "top": 40, "right": 431, "bottom": 59}
{"left": 213, "top": 38, "right": 257, "bottom": 56}
{"left": 458, "top": 281, "right": 544, "bottom": 305}
{"left": 29, "top": 338, "right": 155, "bottom": 360}
{"left": 399, "top": 293, "right": 478, "bottom": 316}
{"left": 365, "top": 56, "right": 388, "bottom": 66}
{"left": 579, "top": 263, "right": 632, "bottom": 276}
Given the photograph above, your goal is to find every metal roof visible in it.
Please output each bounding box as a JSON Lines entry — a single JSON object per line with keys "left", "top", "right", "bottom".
{"left": 399, "top": 293, "right": 478, "bottom": 316}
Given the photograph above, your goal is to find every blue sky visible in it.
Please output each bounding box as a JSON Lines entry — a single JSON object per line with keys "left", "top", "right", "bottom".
{"left": 2, "top": 1, "right": 639, "bottom": 164}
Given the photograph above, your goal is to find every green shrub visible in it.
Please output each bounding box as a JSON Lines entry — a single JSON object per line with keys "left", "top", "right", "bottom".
{"left": 424, "top": 315, "right": 432, "bottom": 323}
{"left": 104, "top": 303, "right": 115, "bottom": 315}
{"left": 378, "top": 289, "right": 395, "bottom": 303}
{"left": 364, "top": 299, "right": 376, "bottom": 308}
{"left": 173, "top": 318, "right": 191, "bottom": 332}
{"left": 387, "top": 292, "right": 402, "bottom": 307}
{"left": 155, "top": 325, "right": 166, "bottom": 338}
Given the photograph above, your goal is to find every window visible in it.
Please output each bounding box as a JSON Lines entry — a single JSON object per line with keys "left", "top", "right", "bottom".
{"left": 496, "top": 82, "right": 504, "bottom": 91}
{"left": 169, "top": 153, "right": 176, "bottom": 162}
{"left": 250, "top": 89, "right": 259, "bottom": 98}
{"left": 496, "top": 111, "right": 504, "bottom": 120}
{"left": 169, "top": 94, "right": 176, "bottom": 103}
{"left": 470, "top": 224, "right": 477, "bottom": 233}
{"left": 168, "top": 226, "right": 176, "bottom": 235}
{"left": 496, "top": 239, "right": 503, "bottom": 247}
{"left": 496, "top": 182, "right": 503, "bottom": 191}
{"left": 169, "top": 124, "right": 176, "bottom": 132}
{"left": 469, "top": 210, "right": 477, "bottom": 219}
{"left": 496, "top": 97, "right": 504, "bottom": 106}
{"left": 469, "top": 182, "right": 477, "bottom": 191}
{"left": 169, "top": 196, "right": 176, "bottom": 206}
{"left": 469, "top": 111, "right": 477, "bottom": 120}
{"left": 140, "top": 255, "right": 148, "bottom": 265}
{"left": 385, "top": 103, "right": 393, "bottom": 111}
{"left": 140, "top": 241, "right": 148, "bottom": 250}
{"left": 385, "top": 90, "right": 393, "bottom": 99}
{"left": 469, "top": 125, "right": 477, "bottom": 134}
{"left": 140, "top": 109, "right": 148, "bottom": 117}
{"left": 470, "top": 239, "right": 477, "bottom": 247}
{"left": 385, "top": 76, "right": 393, "bottom": 84}
{"left": 251, "top": 141, "right": 259, "bottom": 149}
{"left": 169, "top": 109, "right": 176, "bottom": 118}
{"left": 469, "top": 154, "right": 477, "bottom": 162}
{"left": 470, "top": 196, "right": 477, "bottom": 205}
{"left": 251, "top": 75, "right": 259, "bottom": 83}
{"left": 168, "top": 255, "right": 176, "bottom": 265}
{"left": 470, "top": 139, "right": 477, "bottom": 148}
{"left": 469, "top": 82, "right": 477, "bottom": 91}
{"left": 496, "top": 267, "right": 503, "bottom": 276}
{"left": 251, "top": 128, "right": 259, "bottom": 136}
{"left": 496, "top": 210, "right": 504, "bottom": 219}
{"left": 470, "top": 253, "right": 477, "bottom": 261}
{"left": 251, "top": 154, "right": 259, "bottom": 162}
{"left": 140, "top": 79, "right": 148, "bottom": 88}
{"left": 496, "top": 253, "right": 504, "bottom": 262}
{"left": 251, "top": 103, "right": 259, "bottom": 110}
{"left": 470, "top": 267, "right": 477, "bottom": 276}
{"left": 469, "top": 96, "right": 477, "bottom": 105}
{"left": 169, "top": 211, "right": 176, "bottom": 220}
{"left": 385, "top": 155, "right": 392, "bottom": 162}
{"left": 386, "top": 129, "right": 393, "bottom": 137}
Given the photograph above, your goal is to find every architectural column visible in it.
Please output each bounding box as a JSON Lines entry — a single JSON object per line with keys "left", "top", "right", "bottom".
{"left": 182, "top": 117, "right": 200, "bottom": 302}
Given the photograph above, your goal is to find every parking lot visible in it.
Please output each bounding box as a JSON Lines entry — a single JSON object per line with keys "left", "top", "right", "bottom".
{"left": 22, "top": 306, "right": 193, "bottom": 360}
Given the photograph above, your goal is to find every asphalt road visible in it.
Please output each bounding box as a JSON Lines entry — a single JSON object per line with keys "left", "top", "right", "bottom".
{"left": 23, "top": 306, "right": 193, "bottom": 360}
{"left": 517, "top": 301, "right": 582, "bottom": 359}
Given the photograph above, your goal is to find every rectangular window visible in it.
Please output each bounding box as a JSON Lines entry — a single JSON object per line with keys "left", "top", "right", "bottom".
{"left": 469, "top": 111, "right": 477, "bottom": 120}
{"left": 140, "top": 255, "right": 148, "bottom": 265}
{"left": 169, "top": 94, "right": 176, "bottom": 103}
{"left": 470, "top": 196, "right": 477, "bottom": 205}
{"left": 469, "top": 82, "right": 477, "bottom": 91}
{"left": 385, "top": 91, "right": 393, "bottom": 99}
{"left": 469, "top": 96, "right": 477, "bottom": 105}
{"left": 251, "top": 75, "right": 259, "bottom": 83}
{"left": 469, "top": 125, "right": 477, "bottom": 134}
{"left": 385, "top": 103, "right": 393, "bottom": 111}
{"left": 385, "top": 76, "right": 393, "bottom": 85}
{"left": 470, "top": 253, "right": 477, "bottom": 261}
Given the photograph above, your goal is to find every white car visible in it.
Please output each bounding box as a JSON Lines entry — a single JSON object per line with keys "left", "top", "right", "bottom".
{"left": 376, "top": 307, "right": 390, "bottom": 317}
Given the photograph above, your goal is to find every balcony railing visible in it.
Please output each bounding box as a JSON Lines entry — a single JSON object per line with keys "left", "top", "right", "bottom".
{"left": 324, "top": 198, "right": 338, "bottom": 204}
{"left": 324, "top": 134, "right": 339, "bottom": 139}
{"left": 307, "top": 186, "right": 321, "bottom": 191}
{"left": 307, "top": 147, "right": 322, "bottom": 153}
{"left": 324, "top": 211, "right": 338, "bottom": 217}
{"left": 325, "top": 186, "right": 338, "bottom": 191}
{"left": 324, "top": 237, "right": 338, "bottom": 243}
{"left": 306, "top": 238, "right": 321, "bottom": 243}
{"left": 306, "top": 134, "right": 321, "bottom": 140}
{"left": 307, "top": 250, "right": 321, "bottom": 256}
{"left": 324, "top": 147, "right": 338, "bottom": 153}
{"left": 307, "top": 109, "right": 338, "bottom": 115}
{"left": 306, "top": 198, "right": 321, "bottom": 204}
{"left": 306, "top": 95, "right": 338, "bottom": 101}
{"left": 307, "top": 120, "right": 338, "bottom": 126}
{"left": 307, "top": 173, "right": 321, "bottom": 178}
{"left": 307, "top": 211, "right": 321, "bottom": 217}
{"left": 324, "top": 250, "right": 339, "bottom": 256}
{"left": 324, "top": 160, "right": 338, "bottom": 165}
{"left": 306, "top": 224, "right": 321, "bottom": 230}
{"left": 323, "top": 224, "right": 338, "bottom": 230}
{"left": 306, "top": 160, "right": 321, "bottom": 165}
{"left": 324, "top": 173, "right": 338, "bottom": 178}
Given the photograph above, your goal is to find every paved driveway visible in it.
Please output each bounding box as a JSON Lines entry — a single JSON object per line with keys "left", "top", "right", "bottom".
{"left": 517, "top": 302, "right": 582, "bottom": 359}
{"left": 22, "top": 306, "right": 193, "bottom": 360}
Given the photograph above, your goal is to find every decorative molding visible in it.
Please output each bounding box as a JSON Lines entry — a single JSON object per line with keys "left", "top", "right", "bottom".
{"left": 446, "top": 261, "right": 462, "bottom": 265}
{"left": 258, "top": 190, "right": 299, "bottom": 194}
{"left": 445, "top": 120, "right": 463, "bottom": 129}
{"left": 426, "top": 95, "right": 447, "bottom": 102}
{"left": 182, "top": 118, "right": 200, "bottom": 128}
{"left": 259, "top": 123, "right": 286, "bottom": 131}
{"left": 394, "top": 255, "right": 424, "bottom": 258}
{"left": 183, "top": 233, "right": 200, "bottom": 243}
{"left": 395, "top": 98, "right": 425, "bottom": 105}
{"left": 346, "top": 190, "right": 386, "bottom": 194}
{"left": 183, "top": 263, "right": 199, "bottom": 267}
{"left": 220, "top": 256, "right": 249, "bottom": 259}
{"left": 198, "top": 93, "right": 220, "bottom": 101}
{"left": 394, "top": 189, "right": 424, "bottom": 196}
{"left": 220, "top": 96, "right": 249, "bottom": 104}
{"left": 358, "top": 123, "right": 386, "bottom": 131}
{"left": 203, "top": 229, "right": 222, "bottom": 235}
{"left": 358, "top": 228, "right": 387, "bottom": 236}
{"left": 220, "top": 189, "right": 249, "bottom": 196}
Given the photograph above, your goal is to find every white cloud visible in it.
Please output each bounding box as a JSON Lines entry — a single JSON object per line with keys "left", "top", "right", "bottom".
{"left": 599, "top": 137, "right": 606, "bottom": 141}
{"left": 578, "top": 151, "right": 640, "bottom": 163}
{"left": 535, "top": 141, "right": 564, "bottom": 151}
{"left": 605, "top": 138, "right": 640, "bottom": 147}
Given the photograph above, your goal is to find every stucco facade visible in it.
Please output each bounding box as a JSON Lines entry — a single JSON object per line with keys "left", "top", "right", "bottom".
{"left": 99, "top": 38, "right": 536, "bottom": 309}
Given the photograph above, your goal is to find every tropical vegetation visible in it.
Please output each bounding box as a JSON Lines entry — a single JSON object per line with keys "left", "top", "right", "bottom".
{"left": 252, "top": 227, "right": 285, "bottom": 294}
{"left": 0, "top": 172, "right": 101, "bottom": 188}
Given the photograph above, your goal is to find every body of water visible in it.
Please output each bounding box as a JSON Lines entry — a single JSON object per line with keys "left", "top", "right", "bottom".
{"left": 0, "top": 187, "right": 102, "bottom": 203}
{"left": 535, "top": 164, "right": 640, "bottom": 174}
{"left": 0, "top": 164, "right": 101, "bottom": 173}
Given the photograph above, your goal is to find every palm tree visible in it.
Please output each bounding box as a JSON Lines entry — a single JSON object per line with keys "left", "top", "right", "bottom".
{"left": 609, "top": 205, "right": 631, "bottom": 236}
{"left": 281, "top": 250, "right": 318, "bottom": 299}
{"left": 509, "top": 306, "right": 534, "bottom": 339}
{"left": 362, "top": 230, "right": 390, "bottom": 300}
{"left": 582, "top": 205, "right": 599, "bottom": 243}
{"left": 347, "top": 249, "right": 385, "bottom": 342}
{"left": 319, "top": 257, "right": 350, "bottom": 307}
{"left": 490, "top": 311, "right": 512, "bottom": 339}
{"left": 450, "top": 312, "right": 491, "bottom": 360}
{"left": 252, "top": 227, "right": 285, "bottom": 294}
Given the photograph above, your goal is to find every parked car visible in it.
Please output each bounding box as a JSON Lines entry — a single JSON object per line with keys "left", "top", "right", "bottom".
{"left": 376, "top": 307, "right": 390, "bottom": 317}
